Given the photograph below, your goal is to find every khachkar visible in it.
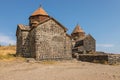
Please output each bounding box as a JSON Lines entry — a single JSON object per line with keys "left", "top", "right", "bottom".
{"left": 16, "top": 6, "right": 72, "bottom": 60}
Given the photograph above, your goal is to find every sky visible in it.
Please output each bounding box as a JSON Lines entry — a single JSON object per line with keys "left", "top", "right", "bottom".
{"left": 0, "top": 0, "right": 120, "bottom": 53}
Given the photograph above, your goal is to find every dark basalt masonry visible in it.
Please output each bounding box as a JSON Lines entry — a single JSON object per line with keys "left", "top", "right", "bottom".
{"left": 16, "top": 7, "right": 120, "bottom": 64}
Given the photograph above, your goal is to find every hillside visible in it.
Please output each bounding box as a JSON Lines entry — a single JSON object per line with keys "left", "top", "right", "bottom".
{"left": 0, "top": 46, "right": 16, "bottom": 55}
{"left": 0, "top": 46, "right": 25, "bottom": 61}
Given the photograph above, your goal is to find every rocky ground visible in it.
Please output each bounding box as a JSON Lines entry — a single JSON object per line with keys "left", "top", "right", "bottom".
{"left": 0, "top": 60, "right": 120, "bottom": 80}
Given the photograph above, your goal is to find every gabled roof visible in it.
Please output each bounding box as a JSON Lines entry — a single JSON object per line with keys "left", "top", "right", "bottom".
{"left": 31, "top": 7, "right": 48, "bottom": 16}
{"left": 51, "top": 17, "right": 68, "bottom": 31}
{"left": 17, "top": 24, "right": 30, "bottom": 31}
{"left": 33, "top": 17, "right": 68, "bottom": 31}
{"left": 16, "top": 24, "right": 30, "bottom": 36}
{"left": 72, "top": 24, "right": 84, "bottom": 34}
{"left": 85, "top": 34, "right": 96, "bottom": 41}
{"left": 76, "top": 34, "right": 95, "bottom": 42}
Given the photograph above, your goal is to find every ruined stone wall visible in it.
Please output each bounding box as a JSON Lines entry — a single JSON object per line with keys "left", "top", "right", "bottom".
{"left": 34, "top": 19, "right": 71, "bottom": 60}
{"left": 108, "top": 54, "right": 120, "bottom": 65}
{"left": 77, "top": 54, "right": 120, "bottom": 65}
{"left": 78, "top": 54, "right": 108, "bottom": 63}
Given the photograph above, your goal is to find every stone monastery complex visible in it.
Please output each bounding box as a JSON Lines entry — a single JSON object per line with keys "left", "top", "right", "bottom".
{"left": 16, "top": 6, "right": 120, "bottom": 64}
{"left": 16, "top": 6, "right": 95, "bottom": 60}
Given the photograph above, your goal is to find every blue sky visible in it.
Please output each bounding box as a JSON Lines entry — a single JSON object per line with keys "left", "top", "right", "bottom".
{"left": 0, "top": 0, "right": 120, "bottom": 53}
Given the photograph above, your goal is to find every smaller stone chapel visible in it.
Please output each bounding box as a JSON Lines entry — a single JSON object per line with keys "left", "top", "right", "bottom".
{"left": 16, "top": 6, "right": 96, "bottom": 60}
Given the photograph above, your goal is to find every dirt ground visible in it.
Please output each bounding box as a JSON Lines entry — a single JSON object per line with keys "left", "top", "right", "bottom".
{"left": 0, "top": 60, "right": 120, "bottom": 80}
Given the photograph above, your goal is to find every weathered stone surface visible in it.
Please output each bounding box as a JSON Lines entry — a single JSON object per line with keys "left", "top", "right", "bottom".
{"left": 76, "top": 54, "right": 120, "bottom": 65}
{"left": 78, "top": 54, "right": 108, "bottom": 63}
{"left": 34, "top": 19, "right": 72, "bottom": 60}
{"left": 71, "top": 24, "right": 96, "bottom": 54}
{"left": 108, "top": 54, "right": 120, "bottom": 65}
{"left": 16, "top": 26, "right": 29, "bottom": 56}
{"left": 72, "top": 34, "right": 96, "bottom": 54}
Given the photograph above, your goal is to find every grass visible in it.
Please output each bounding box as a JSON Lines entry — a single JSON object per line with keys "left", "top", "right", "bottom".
{"left": 0, "top": 54, "right": 15, "bottom": 59}
{"left": 0, "top": 46, "right": 25, "bottom": 61}
{"left": 0, "top": 53, "right": 25, "bottom": 62}
{"left": 0, "top": 46, "right": 16, "bottom": 55}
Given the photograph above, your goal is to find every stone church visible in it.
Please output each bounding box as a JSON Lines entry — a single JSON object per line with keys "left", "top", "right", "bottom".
{"left": 16, "top": 7, "right": 96, "bottom": 60}
{"left": 71, "top": 24, "right": 96, "bottom": 54}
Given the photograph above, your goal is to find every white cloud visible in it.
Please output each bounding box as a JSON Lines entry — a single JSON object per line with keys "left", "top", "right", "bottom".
{"left": 97, "top": 44, "right": 114, "bottom": 48}
{"left": 0, "top": 34, "right": 16, "bottom": 45}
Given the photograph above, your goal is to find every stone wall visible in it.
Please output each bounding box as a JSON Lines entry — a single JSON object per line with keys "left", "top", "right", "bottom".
{"left": 78, "top": 54, "right": 108, "bottom": 63}
{"left": 84, "top": 35, "right": 96, "bottom": 53}
{"left": 16, "top": 19, "right": 72, "bottom": 60}
{"left": 21, "top": 31, "right": 29, "bottom": 57}
{"left": 29, "top": 15, "right": 49, "bottom": 27}
{"left": 71, "top": 32, "right": 85, "bottom": 41}
{"left": 16, "top": 29, "right": 22, "bottom": 55}
{"left": 77, "top": 54, "right": 120, "bottom": 65}
{"left": 28, "top": 29, "right": 36, "bottom": 58}
{"left": 65, "top": 35, "right": 72, "bottom": 58}
{"left": 108, "top": 54, "right": 120, "bottom": 65}
{"left": 16, "top": 29, "right": 29, "bottom": 56}
{"left": 72, "top": 35, "right": 96, "bottom": 54}
{"left": 34, "top": 19, "right": 71, "bottom": 60}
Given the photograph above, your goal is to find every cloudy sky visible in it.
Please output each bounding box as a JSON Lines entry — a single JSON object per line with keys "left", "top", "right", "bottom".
{"left": 0, "top": 0, "right": 120, "bottom": 53}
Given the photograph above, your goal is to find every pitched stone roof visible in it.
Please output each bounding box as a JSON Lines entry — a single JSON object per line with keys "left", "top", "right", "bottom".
{"left": 75, "top": 34, "right": 95, "bottom": 42}
{"left": 16, "top": 24, "right": 30, "bottom": 36}
{"left": 31, "top": 7, "right": 48, "bottom": 16}
{"left": 51, "top": 17, "right": 68, "bottom": 31}
{"left": 72, "top": 24, "right": 84, "bottom": 34}
{"left": 17, "top": 24, "right": 30, "bottom": 31}
{"left": 85, "top": 34, "right": 96, "bottom": 41}
{"left": 35, "top": 17, "right": 68, "bottom": 31}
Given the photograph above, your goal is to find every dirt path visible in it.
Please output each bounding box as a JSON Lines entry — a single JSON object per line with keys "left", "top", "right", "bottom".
{"left": 0, "top": 60, "right": 120, "bottom": 80}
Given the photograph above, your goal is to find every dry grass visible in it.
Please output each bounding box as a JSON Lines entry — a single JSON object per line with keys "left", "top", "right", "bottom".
{"left": 0, "top": 46, "right": 25, "bottom": 61}
{"left": 39, "top": 60, "right": 57, "bottom": 65}
{"left": 0, "top": 46, "right": 16, "bottom": 55}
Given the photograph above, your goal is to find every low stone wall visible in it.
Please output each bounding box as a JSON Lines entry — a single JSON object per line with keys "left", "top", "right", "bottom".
{"left": 78, "top": 54, "right": 108, "bottom": 64}
{"left": 77, "top": 54, "right": 120, "bottom": 65}
{"left": 108, "top": 54, "right": 120, "bottom": 65}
